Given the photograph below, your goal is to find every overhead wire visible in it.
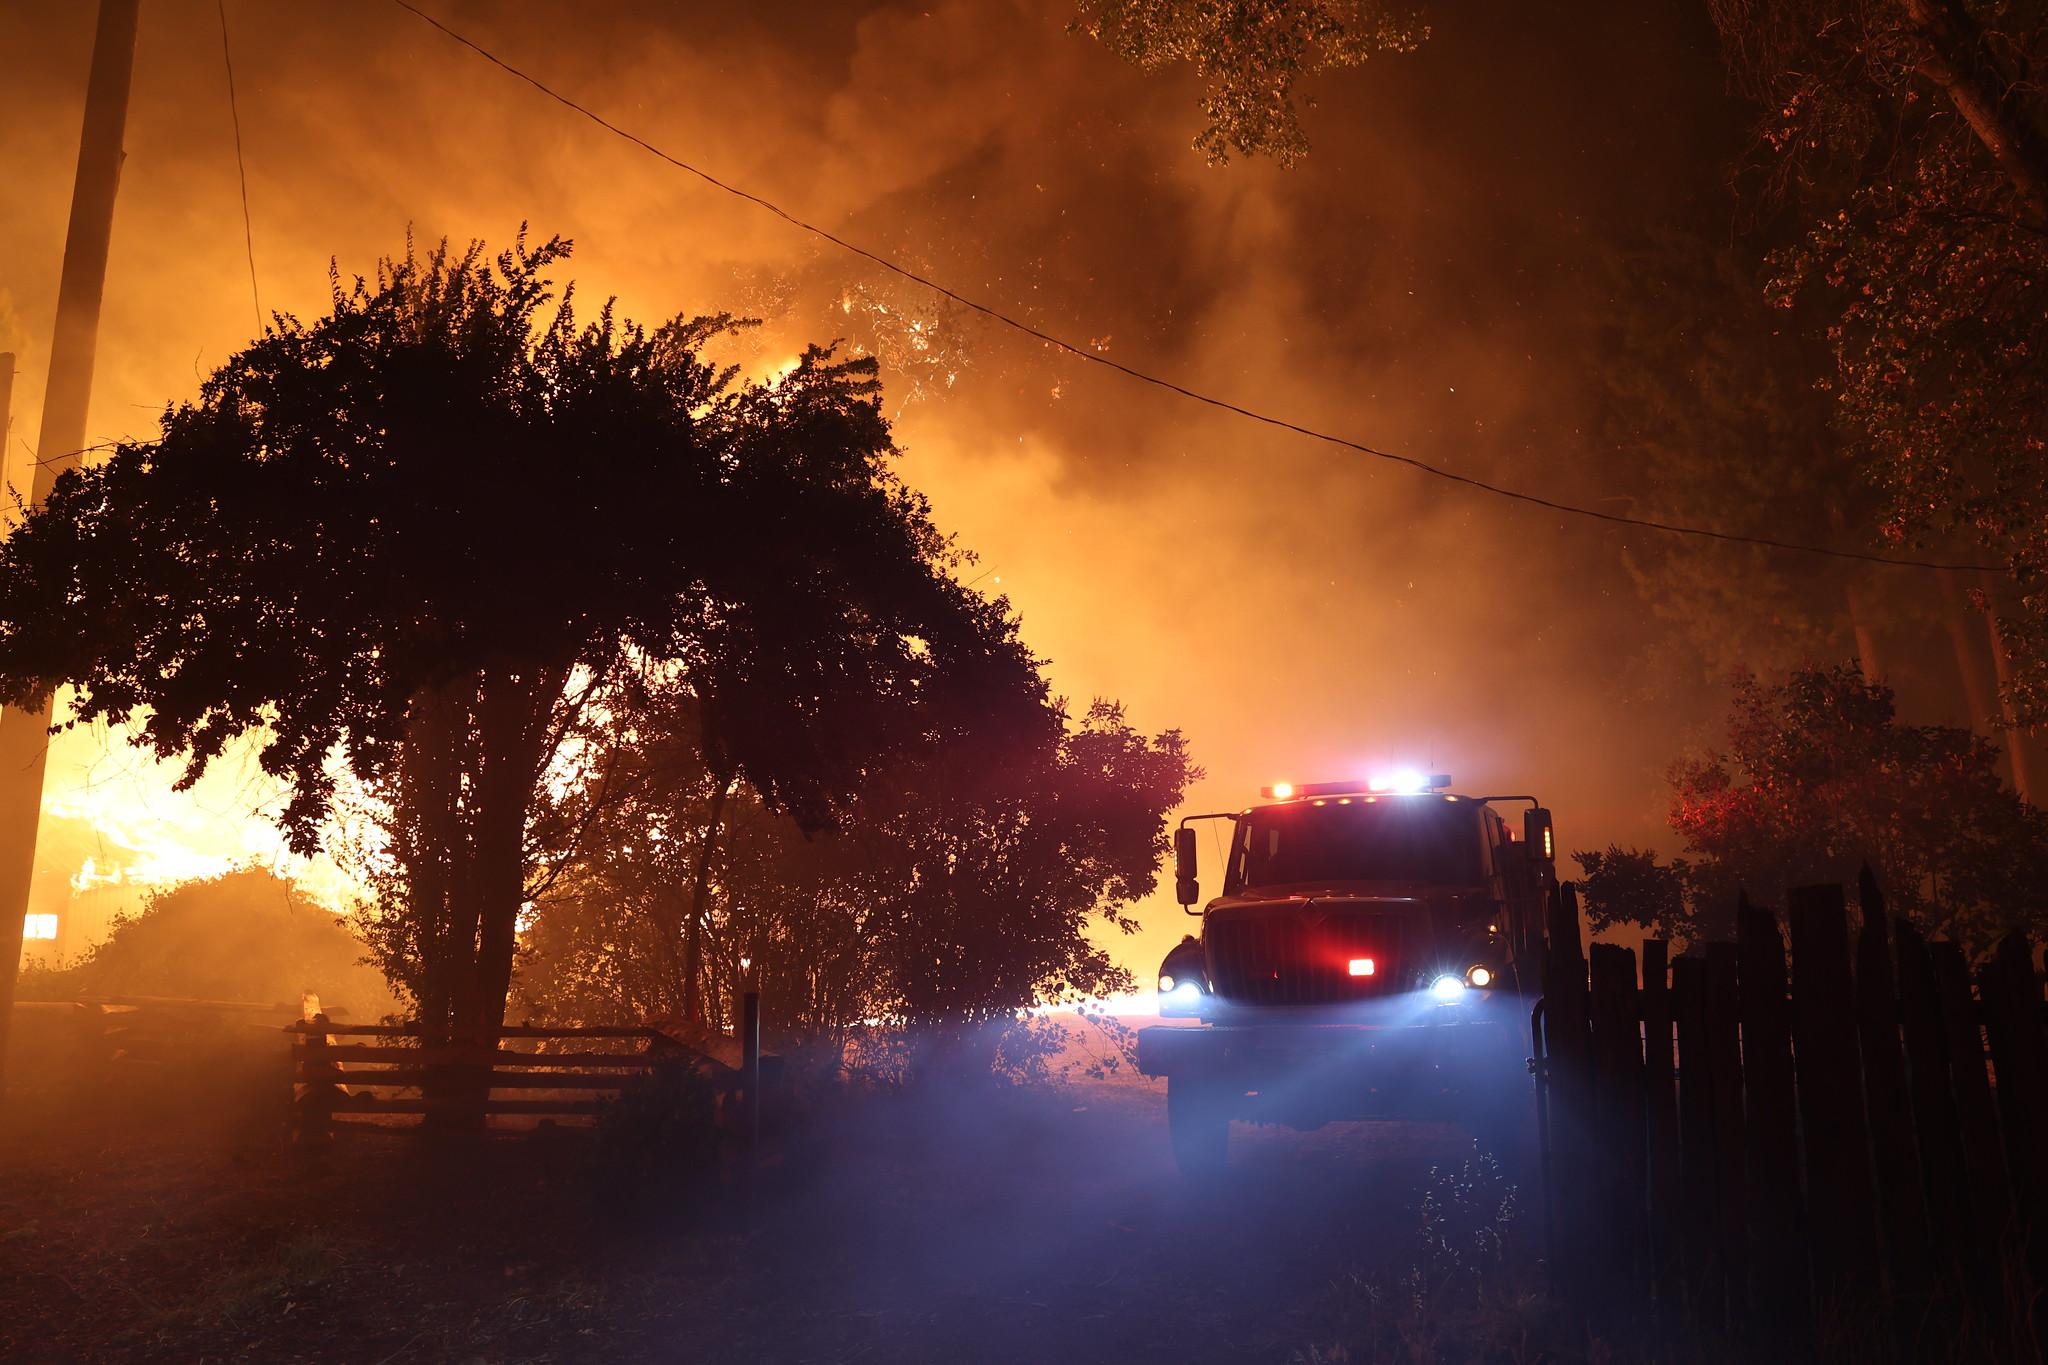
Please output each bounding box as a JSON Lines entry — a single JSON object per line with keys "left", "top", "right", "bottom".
{"left": 217, "top": 0, "right": 263, "bottom": 331}
{"left": 391, "top": 0, "right": 1990, "bottom": 573}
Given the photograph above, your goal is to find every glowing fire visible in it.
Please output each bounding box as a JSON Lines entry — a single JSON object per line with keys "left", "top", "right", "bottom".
{"left": 38, "top": 715, "right": 362, "bottom": 929}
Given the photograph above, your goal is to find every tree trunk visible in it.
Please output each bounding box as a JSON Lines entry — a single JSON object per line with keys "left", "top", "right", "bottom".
{"left": 1904, "top": 0, "right": 2048, "bottom": 229}
{"left": 1934, "top": 566, "right": 2029, "bottom": 795}
{"left": 399, "top": 678, "right": 467, "bottom": 1042}
{"left": 680, "top": 776, "right": 733, "bottom": 1027}
{"left": 469, "top": 665, "right": 560, "bottom": 1035}
{"left": 1844, "top": 579, "right": 1883, "bottom": 683}
{"left": 434, "top": 665, "right": 561, "bottom": 1130}
{"left": 398, "top": 677, "right": 477, "bottom": 1131}
{"left": 1939, "top": 568, "right": 2000, "bottom": 729}
{"left": 403, "top": 663, "right": 562, "bottom": 1131}
{"left": 1983, "top": 604, "right": 2039, "bottom": 805}
{"left": 651, "top": 883, "right": 692, "bottom": 1016}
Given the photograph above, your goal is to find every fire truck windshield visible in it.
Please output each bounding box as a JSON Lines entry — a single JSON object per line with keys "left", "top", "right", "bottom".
{"left": 1228, "top": 800, "right": 1482, "bottom": 891}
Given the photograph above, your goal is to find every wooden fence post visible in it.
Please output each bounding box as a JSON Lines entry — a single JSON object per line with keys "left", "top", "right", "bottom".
{"left": 1978, "top": 932, "right": 2047, "bottom": 1357}
{"left": 1737, "top": 895, "right": 1807, "bottom": 1341}
{"left": 1542, "top": 882, "right": 1593, "bottom": 1308}
{"left": 1852, "top": 869, "right": 1932, "bottom": 1321}
{"left": 741, "top": 987, "right": 762, "bottom": 1146}
{"left": 1895, "top": 921, "right": 1972, "bottom": 1314}
{"left": 294, "top": 1013, "right": 339, "bottom": 1147}
{"left": 1589, "top": 942, "right": 1646, "bottom": 1298}
{"left": 1543, "top": 882, "right": 1590, "bottom": 1066}
{"left": 1786, "top": 883, "right": 1881, "bottom": 1321}
{"left": 1980, "top": 933, "right": 2048, "bottom": 1243}
{"left": 1930, "top": 940, "right": 2017, "bottom": 1332}
{"left": 1672, "top": 955, "right": 1721, "bottom": 1320}
{"left": 1640, "top": 939, "right": 1682, "bottom": 1306}
{"left": 1705, "top": 940, "right": 1749, "bottom": 1328}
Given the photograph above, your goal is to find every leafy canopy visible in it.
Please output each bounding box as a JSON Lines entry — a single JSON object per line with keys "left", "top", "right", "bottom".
{"left": 1072, "top": 0, "right": 1427, "bottom": 165}
{"left": 1576, "top": 664, "right": 2048, "bottom": 953}
{"left": 1593, "top": 231, "right": 1898, "bottom": 685}
{"left": 517, "top": 692, "right": 1196, "bottom": 1038}
{"left": 0, "top": 234, "right": 1037, "bottom": 851}
{"left": 1710, "top": 0, "right": 2048, "bottom": 715}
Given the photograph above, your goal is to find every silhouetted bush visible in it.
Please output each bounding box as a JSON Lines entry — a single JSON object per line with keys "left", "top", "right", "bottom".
{"left": 14, "top": 868, "right": 395, "bottom": 1021}
{"left": 582, "top": 1058, "right": 724, "bottom": 1226}
{"left": 1418, "top": 1141, "right": 1519, "bottom": 1307}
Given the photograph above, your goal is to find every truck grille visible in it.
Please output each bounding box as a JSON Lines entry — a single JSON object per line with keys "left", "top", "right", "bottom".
{"left": 1206, "top": 908, "right": 1417, "bottom": 1005}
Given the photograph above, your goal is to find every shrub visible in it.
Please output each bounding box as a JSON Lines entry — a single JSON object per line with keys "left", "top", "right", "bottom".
{"left": 582, "top": 1057, "right": 724, "bottom": 1227}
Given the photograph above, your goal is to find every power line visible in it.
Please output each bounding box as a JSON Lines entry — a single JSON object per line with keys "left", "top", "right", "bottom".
{"left": 391, "top": 0, "right": 1995, "bottom": 575}
{"left": 217, "top": 0, "right": 262, "bottom": 331}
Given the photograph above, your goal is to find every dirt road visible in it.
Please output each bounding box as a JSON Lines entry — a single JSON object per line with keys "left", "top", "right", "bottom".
{"left": 0, "top": 1072, "right": 1536, "bottom": 1363}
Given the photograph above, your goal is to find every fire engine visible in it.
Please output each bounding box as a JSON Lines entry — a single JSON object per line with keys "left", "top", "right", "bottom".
{"left": 1136, "top": 772, "right": 1554, "bottom": 1173}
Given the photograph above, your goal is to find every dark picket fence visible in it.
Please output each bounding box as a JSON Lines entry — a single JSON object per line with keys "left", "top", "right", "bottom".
{"left": 1531, "top": 873, "right": 2048, "bottom": 1359}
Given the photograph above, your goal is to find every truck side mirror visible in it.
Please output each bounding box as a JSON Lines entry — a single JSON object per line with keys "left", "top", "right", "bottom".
{"left": 1174, "top": 826, "right": 1198, "bottom": 906}
{"left": 1524, "top": 807, "right": 1555, "bottom": 864}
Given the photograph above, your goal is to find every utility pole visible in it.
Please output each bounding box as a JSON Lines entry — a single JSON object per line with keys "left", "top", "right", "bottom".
{"left": 0, "top": 0, "right": 142, "bottom": 1093}
{"left": 0, "top": 354, "right": 14, "bottom": 479}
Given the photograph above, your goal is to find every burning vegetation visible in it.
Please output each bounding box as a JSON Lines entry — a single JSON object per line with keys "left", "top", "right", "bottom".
{"left": 3, "top": 1, "right": 2048, "bottom": 1362}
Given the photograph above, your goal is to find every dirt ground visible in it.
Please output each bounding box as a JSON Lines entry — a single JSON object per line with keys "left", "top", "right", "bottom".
{"left": 0, "top": 1066, "right": 1553, "bottom": 1364}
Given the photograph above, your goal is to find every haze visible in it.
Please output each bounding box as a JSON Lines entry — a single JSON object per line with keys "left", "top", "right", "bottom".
{"left": 4, "top": 0, "right": 1756, "bottom": 978}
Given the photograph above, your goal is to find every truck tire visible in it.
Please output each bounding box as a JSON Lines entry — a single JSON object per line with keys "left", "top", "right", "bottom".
{"left": 1167, "top": 1075, "right": 1231, "bottom": 1175}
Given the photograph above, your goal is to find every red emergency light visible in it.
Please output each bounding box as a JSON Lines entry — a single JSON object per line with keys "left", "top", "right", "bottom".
{"left": 1261, "top": 775, "right": 1452, "bottom": 800}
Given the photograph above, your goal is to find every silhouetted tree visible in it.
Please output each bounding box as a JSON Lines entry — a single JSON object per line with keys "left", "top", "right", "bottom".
{"left": 848, "top": 700, "right": 1193, "bottom": 1034}
{"left": 510, "top": 668, "right": 865, "bottom": 1036}
{"left": 1572, "top": 845, "right": 1706, "bottom": 946}
{"left": 517, "top": 694, "right": 1195, "bottom": 1058}
{"left": 1594, "top": 231, "right": 1906, "bottom": 686}
{"left": 0, "top": 234, "right": 1042, "bottom": 1110}
{"left": 1071, "top": 0, "right": 1427, "bottom": 164}
{"left": 1709, "top": 0, "right": 2048, "bottom": 718}
{"left": 1576, "top": 663, "right": 2048, "bottom": 954}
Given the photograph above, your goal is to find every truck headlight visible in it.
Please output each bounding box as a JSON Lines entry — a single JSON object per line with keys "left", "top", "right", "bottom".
{"left": 1159, "top": 973, "right": 1176, "bottom": 993}
{"left": 1466, "top": 965, "right": 1493, "bottom": 988}
{"left": 1430, "top": 974, "right": 1467, "bottom": 1002}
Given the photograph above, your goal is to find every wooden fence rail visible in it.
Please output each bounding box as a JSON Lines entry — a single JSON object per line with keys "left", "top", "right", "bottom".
{"left": 1533, "top": 875, "right": 2048, "bottom": 1359}
{"left": 285, "top": 1015, "right": 756, "bottom": 1142}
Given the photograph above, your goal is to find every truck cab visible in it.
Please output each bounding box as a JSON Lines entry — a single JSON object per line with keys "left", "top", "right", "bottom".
{"left": 1137, "top": 774, "right": 1554, "bottom": 1172}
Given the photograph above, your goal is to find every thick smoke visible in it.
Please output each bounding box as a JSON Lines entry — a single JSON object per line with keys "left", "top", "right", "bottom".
{"left": 0, "top": 0, "right": 1745, "bottom": 975}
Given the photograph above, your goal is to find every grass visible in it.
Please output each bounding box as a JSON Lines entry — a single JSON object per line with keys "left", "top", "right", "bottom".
{"left": 202, "top": 1231, "right": 343, "bottom": 1331}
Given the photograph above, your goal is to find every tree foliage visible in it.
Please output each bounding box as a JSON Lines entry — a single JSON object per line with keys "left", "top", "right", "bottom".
{"left": 1573, "top": 844, "right": 1698, "bottom": 943}
{"left": 1575, "top": 663, "right": 2048, "bottom": 953}
{"left": 0, "top": 233, "right": 1042, "bottom": 1055}
{"left": 1595, "top": 231, "right": 1901, "bottom": 684}
{"left": 1071, "top": 0, "right": 1427, "bottom": 165}
{"left": 516, "top": 691, "right": 1196, "bottom": 1048}
{"left": 1709, "top": 0, "right": 2048, "bottom": 716}
{"left": 15, "top": 869, "right": 397, "bottom": 1021}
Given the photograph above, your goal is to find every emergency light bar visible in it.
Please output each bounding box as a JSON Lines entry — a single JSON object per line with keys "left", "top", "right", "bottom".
{"left": 1260, "top": 774, "right": 1453, "bottom": 800}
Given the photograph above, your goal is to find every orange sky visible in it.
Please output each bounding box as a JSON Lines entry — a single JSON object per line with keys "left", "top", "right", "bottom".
{"left": 1, "top": 0, "right": 1761, "bottom": 978}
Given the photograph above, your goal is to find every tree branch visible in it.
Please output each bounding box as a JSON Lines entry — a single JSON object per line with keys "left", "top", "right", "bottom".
{"left": 1904, "top": 0, "right": 2048, "bottom": 229}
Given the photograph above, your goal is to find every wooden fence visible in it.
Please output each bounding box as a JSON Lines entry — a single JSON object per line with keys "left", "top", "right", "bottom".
{"left": 287, "top": 1014, "right": 758, "bottom": 1142}
{"left": 1532, "top": 873, "right": 2048, "bottom": 1358}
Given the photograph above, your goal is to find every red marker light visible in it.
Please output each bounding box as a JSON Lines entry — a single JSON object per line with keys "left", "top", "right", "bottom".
{"left": 1348, "top": 957, "right": 1376, "bottom": 977}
